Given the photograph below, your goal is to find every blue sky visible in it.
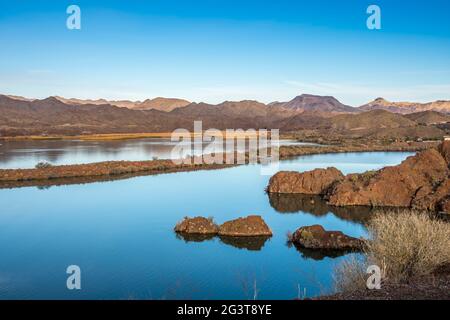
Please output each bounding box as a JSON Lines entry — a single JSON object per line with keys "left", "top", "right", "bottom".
{"left": 0, "top": 0, "right": 449, "bottom": 106}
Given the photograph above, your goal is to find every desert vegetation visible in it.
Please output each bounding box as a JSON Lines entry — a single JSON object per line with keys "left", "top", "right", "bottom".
{"left": 333, "top": 210, "right": 450, "bottom": 295}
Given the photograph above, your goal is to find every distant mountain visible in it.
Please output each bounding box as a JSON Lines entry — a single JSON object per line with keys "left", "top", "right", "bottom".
{"left": 136, "top": 97, "right": 191, "bottom": 111}
{"left": 0, "top": 95, "right": 189, "bottom": 136}
{"left": 53, "top": 96, "right": 190, "bottom": 111}
{"left": 272, "top": 94, "right": 357, "bottom": 114}
{"left": 359, "top": 97, "right": 450, "bottom": 114}
{"left": 5, "top": 95, "right": 35, "bottom": 102}
{"left": 331, "top": 109, "right": 416, "bottom": 130}
{"left": 54, "top": 96, "right": 139, "bottom": 109}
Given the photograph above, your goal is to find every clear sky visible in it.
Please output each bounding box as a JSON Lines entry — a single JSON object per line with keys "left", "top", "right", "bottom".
{"left": 1, "top": 0, "right": 449, "bottom": 106}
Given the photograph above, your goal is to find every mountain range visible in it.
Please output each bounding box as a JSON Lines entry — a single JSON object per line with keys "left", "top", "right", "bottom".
{"left": 359, "top": 97, "right": 450, "bottom": 114}
{"left": 0, "top": 93, "right": 449, "bottom": 138}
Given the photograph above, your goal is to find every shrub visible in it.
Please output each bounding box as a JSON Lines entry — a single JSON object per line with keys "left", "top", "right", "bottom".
{"left": 35, "top": 161, "right": 52, "bottom": 169}
{"left": 333, "top": 210, "right": 450, "bottom": 292}
{"left": 366, "top": 210, "right": 450, "bottom": 282}
{"left": 333, "top": 255, "right": 368, "bottom": 293}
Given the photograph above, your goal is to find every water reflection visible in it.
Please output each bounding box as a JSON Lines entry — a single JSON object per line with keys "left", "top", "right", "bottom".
{"left": 175, "top": 233, "right": 216, "bottom": 243}
{"left": 219, "top": 235, "right": 271, "bottom": 251}
{"left": 288, "top": 243, "right": 356, "bottom": 261}
{"left": 175, "top": 233, "right": 271, "bottom": 251}
{"left": 0, "top": 138, "right": 318, "bottom": 169}
{"left": 268, "top": 193, "right": 373, "bottom": 224}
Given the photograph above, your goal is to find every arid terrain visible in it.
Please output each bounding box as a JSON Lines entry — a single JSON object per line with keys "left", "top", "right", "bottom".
{"left": 1, "top": 94, "right": 449, "bottom": 139}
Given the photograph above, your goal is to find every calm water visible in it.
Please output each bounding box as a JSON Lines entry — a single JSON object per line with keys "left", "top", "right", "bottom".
{"left": 0, "top": 138, "right": 317, "bottom": 169}
{"left": 0, "top": 151, "right": 413, "bottom": 300}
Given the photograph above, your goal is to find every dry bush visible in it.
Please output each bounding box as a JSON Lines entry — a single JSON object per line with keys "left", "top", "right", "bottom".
{"left": 367, "top": 210, "right": 450, "bottom": 282}
{"left": 334, "top": 210, "right": 450, "bottom": 292}
{"left": 333, "top": 255, "right": 368, "bottom": 293}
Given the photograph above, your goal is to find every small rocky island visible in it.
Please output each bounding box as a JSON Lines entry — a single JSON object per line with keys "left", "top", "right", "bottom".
{"left": 174, "top": 215, "right": 272, "bottom": 237}
{"left": 288, "top": 225, "right": 365, "bottom": 251}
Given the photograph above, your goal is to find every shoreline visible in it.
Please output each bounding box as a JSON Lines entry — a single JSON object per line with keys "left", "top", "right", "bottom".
{"left": 0, "top": 131, "right": 278, "bottom": 141}
{"left": 0, "top": 141, "right": 435, "bottom": 189}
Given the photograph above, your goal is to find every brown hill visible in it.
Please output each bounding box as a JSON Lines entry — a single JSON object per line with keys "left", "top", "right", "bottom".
{"left": 331, "top": 109, "right": 416, "bottom": 131}
{"left": 327, "top": 109, "right": 444, "bottom": 139}
{"left": 53, "top": 96, "right": 191, "bottom": 111}
{"left": 359, "top": 97, "right": 450, "bottom": 114}
{"left": 136, "top": 97, "right": 191, "bottom": 111}
{"left": 404, "top": 111, "right": 450, "bottom": 125}
{"left": 273, "top": 111, "right": 332, "bottom": 130}
{"left": 54, "top": 96, "right": 139, "bottom": 109}
{"left": 273, "top": 94, "right": 358, "bottom": 114}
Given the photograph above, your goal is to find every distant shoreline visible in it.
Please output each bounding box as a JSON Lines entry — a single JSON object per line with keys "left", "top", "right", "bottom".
{"left": 0, "top": 141, "right": 434, "bottom": 189}
{"left": 0, "top": 131, "right": 278, "bottom": 141}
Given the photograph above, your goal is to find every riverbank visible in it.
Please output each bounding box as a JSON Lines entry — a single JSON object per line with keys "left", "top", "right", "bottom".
{"left": 0, "top": 141, "right": 434, "bottom": 189}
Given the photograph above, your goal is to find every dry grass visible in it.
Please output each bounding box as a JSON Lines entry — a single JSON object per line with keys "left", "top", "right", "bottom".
{"left": 334, "top": 210, "right": 450, "bottom": 293}
{"left": 333, "top": 256, "right": 368, "bottom": 293}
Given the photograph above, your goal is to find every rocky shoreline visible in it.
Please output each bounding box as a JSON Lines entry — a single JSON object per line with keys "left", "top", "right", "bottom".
{"left": 268, "top": 141, "right": 450, "bottom": 214}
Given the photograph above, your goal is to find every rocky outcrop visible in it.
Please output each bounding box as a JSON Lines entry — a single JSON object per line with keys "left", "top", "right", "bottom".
{"left": 289, "top": 225, "right": 365, "bottom": 250}
{"left": 267, "top": 168, "right": 344, "bottom": 195}
{"left": 327, "top": 148, "right": 449, "bottom": 207}
{"left": 412, "top": 178, "right": 450, "bottom": 211}
{"left": 174, "top": 217, "right": 219, "bottom": 235}
{"left": 267, "top": 142, "right": 450, "bottom": 211}
{"left": 175, "top": 215, "right": 273, "bottom": 243}
{"left": 218, "top": 215, "right": 272, "bottom": 237}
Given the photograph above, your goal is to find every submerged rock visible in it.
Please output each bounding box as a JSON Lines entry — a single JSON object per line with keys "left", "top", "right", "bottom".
{"left": 174, "top": 216, "right": 219, "bottom": 235}
{"left": 267, "top": 168, "right": 344, "bottom": 195}
{"left": 218, "top": 215, "right": 272, "bottom": 237}
{"left": 289, "top": 225, "right": 365, "bottom": 251}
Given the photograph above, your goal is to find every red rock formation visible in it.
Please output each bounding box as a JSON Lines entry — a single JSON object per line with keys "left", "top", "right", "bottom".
{"left": 218, "top": 215, "right": 272, "bottom": 237}
{"left": 174, "top": 217, "right": 219, "bottom": 234}
{"left": 327, "top": 148, "right": 449, "bottom": 207}
{"left": 289, "top": 225, "right": 364, "bottom": 250}
{"left": 267, "top": 167, "right": 343, "bottom": 195}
